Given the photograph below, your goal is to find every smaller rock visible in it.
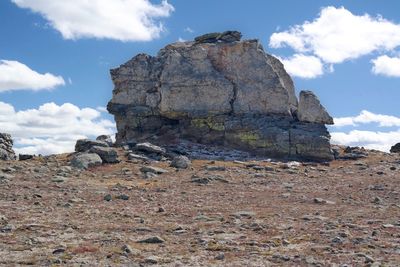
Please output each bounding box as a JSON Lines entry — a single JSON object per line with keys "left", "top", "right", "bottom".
{"left": 96, "top": 135, "right": 113, "bottom": 146}
{"left": 89, "top": 146, "right": 119, "bottom": 163}
{"left": 104, "top": 194, "right": 112, "bottom": 201}
{"left": 205, "top": 165, "right": 226, "bottom": 171}
{"left": 297, "top": 90, "right": 333, "bottom": 124}
{"left": 140, "top": 166, "right": 168, "bottom": 174}
{"left": 144, "top": 256, "right": 159, "bottom": 264}
{"left": 116, "top": 194, "right": 129, "bottom": 200}
{"left": 137, "top": 236, "right": 165, "bottom": 244}
{"left": 52, "top": 176, "right": 67, "bottom": 183}
{"left": 128, "top": 153, "right": 150, "bottom": 161}
{"left": 135, "top": 142, "right": 166, "bottom": 155}
{"left": 75, "top": 139, "right": 108, "bottom": 152}
{"left": 215, "top": 253, "right": 225, "bottom": 260}
{"left": 170, "top": 155, "right": 191, "bottom": 169}
{"left": 314, "top": 198, "right": 335, "bottom": 205}
{"left": 390, "top": 143, "right": 400, "bottom": 153}
{"left": 121, "top": 244, "right": 140, "bottom": 255}
{"left": 70, "top": 153, "right": 102, "bottom": 169}
{"left": 19, "top": 154, "right": 34, "bottom": 161}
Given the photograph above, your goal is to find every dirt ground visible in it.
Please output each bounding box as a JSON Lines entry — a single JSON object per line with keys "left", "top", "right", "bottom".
{"left": 0, "top": 148, "right": 399, "bottom": 266}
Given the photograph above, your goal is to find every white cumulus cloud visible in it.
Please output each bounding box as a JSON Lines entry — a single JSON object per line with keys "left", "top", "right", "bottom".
{"left": 269, "top": 6, "right": 400, "bottom": 78}
{"left": 331, "top": 110, "right": 400, "bottom": 152}
{"left": 331, "top": 130, "right": 400, "bottom": 152}
{"left": 0, "top": 101, "right": 115, "bottom": 155}
{"left": 333, "top": 110, "right": 400, "bottom": 127}
{"left": 278, "top": 54, "right": 323, "bottom": 79}
{"left": 371, "top": 55, "right": 400, "bottom": 77}
{"left": 0, "top": 60, "right": 65, "bottom": 92}
{"left": 12, "top": 0, "right": 174, "bottom": 42}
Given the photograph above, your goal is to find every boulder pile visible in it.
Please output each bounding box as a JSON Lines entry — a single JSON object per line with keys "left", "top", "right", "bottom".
{"left": 0, "top": 133, "right": 16, "bottom": 161}
{"left": 107, "top": 31, "right": 334, "bottom": 161}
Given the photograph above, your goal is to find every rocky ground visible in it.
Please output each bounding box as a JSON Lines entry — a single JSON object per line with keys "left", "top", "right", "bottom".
{"left": 0, "top": 146, "right": 399, "bottom": 266}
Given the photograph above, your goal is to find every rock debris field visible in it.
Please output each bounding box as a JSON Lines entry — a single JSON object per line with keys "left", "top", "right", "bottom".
{"left": 1, "top": 144, "right": 399, "bottom": 266}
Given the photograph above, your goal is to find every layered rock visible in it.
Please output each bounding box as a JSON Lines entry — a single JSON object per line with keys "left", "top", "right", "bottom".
{"left": 107, "top": 31, "right": 334, "bottom": 161}
{"left": 0, "top": 133, "right": 16, "bottom": 161}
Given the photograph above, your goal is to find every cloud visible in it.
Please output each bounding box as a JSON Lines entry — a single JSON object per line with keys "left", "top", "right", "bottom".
{"left": 333, "top": 110, "right": 400, "bottom": 127}
{"left": 12, "top": 0, "right": 174, "bottom": 42}
{"left": 331, "top": 130, "right": 400, "bottom": 152}
{"left": 278, "top": 54, "right": 323, "bottom": 78}
{"left": 331, "top": 110, "right": 400, "bottom": 152}
{"left": 0, "top": 60, "right": 65, "bottom": 92}
{"left": 371, "top": 55, "right": 400, "bottom": 77}
{"left": 0, "top": 101, "right": 115, "bottom": 155}
{"left": 269, "top": 6, "right": 400, "bottom": 78}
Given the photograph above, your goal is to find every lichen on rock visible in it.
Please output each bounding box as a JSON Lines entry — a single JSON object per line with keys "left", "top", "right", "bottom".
{"left": 107, "top": 31, "right": 334, "bottom": 161}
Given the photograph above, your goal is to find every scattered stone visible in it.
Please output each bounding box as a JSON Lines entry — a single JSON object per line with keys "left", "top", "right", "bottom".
{"left": 75, "top": 139, "right": 108, "bottom": 152}
{"left": 52, "top": 176, "right": 67, "bottom": 183}
{"left": 89, "top": 146, "right": 119, "bottom": 163}
{"left": 206, "top": 165, "right": 226, "bottom": 171}
{"left": 18, "top": 154, "right": 34, "bottom": 161}
{"left": 194, "top": 30, "right": 242, "bottom": 43}
{"left": 140, "top": 166, "right": 168, "bottom": 174}
{"left": 233, "top": 211, "right": 256, "bottom": 218}
{"left": 70, "top": 153, "right": 103, "bottom": 169}
{"left": 135, "top": 143, "right": 166, "bottom": 155}
{"left": 128, "top": 153, "right": 150, "bottom": 161}
{"left": 372, "top": 196, "right": 383, "bottom": 204}
{"left": 137, "top": 236, "right": 165, "bottom": 244}
{"left": 104, "top": 194, "right": 112, "bottom": 201}
{"left": 314, "top": 198, "right": 335, "bottom": 205}
{"left": 0, "top": 224, "right": 14, "bottom": 233}
{"left": 170, "top": 155, "right": 191, "bottom": 169}
{"left": 215, "top": 253, "right": 225, "bottom": 260}
{"left": 144, "top": 256, "right": 159, "bottom": 264}
{"left": 116, "top": 194, "right": 129, "bottom": 200}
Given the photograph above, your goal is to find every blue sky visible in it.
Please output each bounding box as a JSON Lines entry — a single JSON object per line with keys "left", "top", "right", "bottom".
{"left": 1, "top": 0, "right": 400, "bottom": 154}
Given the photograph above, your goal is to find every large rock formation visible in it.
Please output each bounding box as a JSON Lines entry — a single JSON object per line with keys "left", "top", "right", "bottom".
{"left": 0, "top": 133, "right": 16, "bottom": 161}
{"left": 108, "top": 31, "right": 334, "bottom": 161}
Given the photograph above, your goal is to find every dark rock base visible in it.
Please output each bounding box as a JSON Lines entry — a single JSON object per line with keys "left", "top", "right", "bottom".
{"left": 111, "top": 109, "right": 333, "bottom": 162}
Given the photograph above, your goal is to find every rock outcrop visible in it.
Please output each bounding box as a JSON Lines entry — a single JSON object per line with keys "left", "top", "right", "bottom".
{"left": 0, "top": 133, "right": 16, "bottom": 161}
{"left": 107, "top": 31, "right": 334, "bottom": 161}
{"left": 390, "top": 143, "right": 400, "bottom": 153}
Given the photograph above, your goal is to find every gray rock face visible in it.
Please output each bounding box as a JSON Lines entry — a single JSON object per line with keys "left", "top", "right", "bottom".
{"left": 297, "top": 91, "right": 333, "bottom": 124}
{"left": 0, "top": 133, "right": 16, "bottom": 161}
{"left": 70, "top": 153, "right": 103, "bottom": 169}
{"left": 107, "top": 31, "right": 334, "bottom": 161}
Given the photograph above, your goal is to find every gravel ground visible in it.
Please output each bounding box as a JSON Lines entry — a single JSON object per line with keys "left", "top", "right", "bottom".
{"left": 0, "top": 148, "right": 399, "bottom": 266}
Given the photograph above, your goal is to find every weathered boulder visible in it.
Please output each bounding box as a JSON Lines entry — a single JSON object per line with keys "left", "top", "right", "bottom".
{"left": 0, "top": 133, "right": 16, "bottom": 161}
{"left": 89, "top": 146, "right": 119, "bottom": 163}
{"left": 170, "top": 155, "right": 191, "bottom": 169}
{"left": 297, "top": 91, "right": 333, "bottom": 124}
{"left": 390, "top": 143, "right": 400, "bottom": 153}
{"left": 107, "top": 31, "right": 334, "bottom": 161}
{"left": 75, "top": 139, "right": 109, "bottom": 152}
{"left": 70, "top": 153, "right": 103, "bottom": 169}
